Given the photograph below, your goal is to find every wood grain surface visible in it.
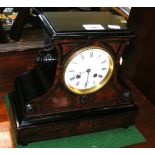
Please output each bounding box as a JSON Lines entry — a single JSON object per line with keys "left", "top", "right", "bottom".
{"left": 1, "top": 79, "right": 155, "bottom": 147}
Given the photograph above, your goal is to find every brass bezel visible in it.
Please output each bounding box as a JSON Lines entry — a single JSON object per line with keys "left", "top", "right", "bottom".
{"left": 63, "top": 46, "right": 114, "bottom": 95}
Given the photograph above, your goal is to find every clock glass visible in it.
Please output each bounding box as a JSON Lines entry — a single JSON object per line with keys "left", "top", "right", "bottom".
{"left": 64, "top": 46, "right": 114, "bottom": 94}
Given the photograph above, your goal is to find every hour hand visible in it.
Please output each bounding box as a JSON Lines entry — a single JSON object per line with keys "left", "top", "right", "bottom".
{"left": 76, "top": 73, "right": 81, "bottom": 79}
{"left": 75, "top": 71, "right": 86, "bottom": 79}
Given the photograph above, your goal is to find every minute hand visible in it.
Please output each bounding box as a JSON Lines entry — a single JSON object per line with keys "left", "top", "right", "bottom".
{"left": 85, "top": 69, "right": 91, "bottom": 88}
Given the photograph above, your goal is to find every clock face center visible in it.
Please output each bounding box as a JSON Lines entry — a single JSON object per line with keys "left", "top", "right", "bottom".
{"left": 64, "top": 46, "right": 114, "bottom": 94}
{"left": 86, "top": 69, "right": 91, "bottom": 73}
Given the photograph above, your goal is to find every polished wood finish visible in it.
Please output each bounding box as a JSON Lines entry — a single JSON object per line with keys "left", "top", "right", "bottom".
{"left": 122, "top": 8, "right": 155, "bottom": 105}
{"left": 9, "top": 37, "right": 138, "bottom": 145}
{"left": 1, "top": 79, "right": 155, "bottom": 147}
{"left": 7, "top": 11, "right": 138, "bottom": 145}
{"left": 0, "top": 9, "right": 155, "bottom": 147}
{"left": 0, "top": 41, "right": 44, "bottom": 92}
{"left": 125, "top": 78, "right": 155, "bottom": 147}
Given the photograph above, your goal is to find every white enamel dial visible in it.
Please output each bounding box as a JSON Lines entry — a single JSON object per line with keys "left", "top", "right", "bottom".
{"left": 64, "top": 46, "right": 114, "bottom": 94}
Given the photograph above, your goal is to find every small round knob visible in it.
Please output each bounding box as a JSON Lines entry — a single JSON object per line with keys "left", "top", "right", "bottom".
{"left": 80, "top": 95, "right": 89, "bottom": 104}
{"left": 120, "top": 91, "right": 133, "bottom": 102}
{"left": 25, "top": 103, "right": 34, "bottom": 113}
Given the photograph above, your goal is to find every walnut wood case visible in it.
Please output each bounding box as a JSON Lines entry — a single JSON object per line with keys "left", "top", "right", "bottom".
{"left": 8, "top": 11, "right": 138, "bottom": 145}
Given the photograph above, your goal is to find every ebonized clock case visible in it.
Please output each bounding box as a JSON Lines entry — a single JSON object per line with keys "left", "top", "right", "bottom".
{"left": 9, "top": 11, "right": 138, "bottom": 145}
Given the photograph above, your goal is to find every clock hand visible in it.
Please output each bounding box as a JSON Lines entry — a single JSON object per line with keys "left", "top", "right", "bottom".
{"left": 74, "top": 71, "right": 87, "bottom": 79}
{"left": 70, "top": 72, "right": 83, "bottom": 81}
{"left": 85, "top": 69, "right": 91, "bottom": 88}
{"left": 70, "top": 70, "right": 88, "bottom": 81}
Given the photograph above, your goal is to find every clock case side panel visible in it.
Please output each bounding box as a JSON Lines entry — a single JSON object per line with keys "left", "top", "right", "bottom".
{"left": 8, "top": 45, "right": 58, "bottom": 122}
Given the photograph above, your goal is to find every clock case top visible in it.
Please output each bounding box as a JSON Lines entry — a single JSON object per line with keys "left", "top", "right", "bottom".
{"left": 40, "top": 11, "right": 132, "bottom": 39}
{"left": 9, "top": 10, "right": 137, "bottom": 144}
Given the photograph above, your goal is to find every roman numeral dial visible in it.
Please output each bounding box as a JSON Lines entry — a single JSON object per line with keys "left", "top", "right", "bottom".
{"left": 64, "top": 46, "right": 114, "bottom": 94}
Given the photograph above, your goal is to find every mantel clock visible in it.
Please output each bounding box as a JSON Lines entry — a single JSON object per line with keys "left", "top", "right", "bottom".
{"left": 9, "top": 10, "right": 138, "bottom": 145}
